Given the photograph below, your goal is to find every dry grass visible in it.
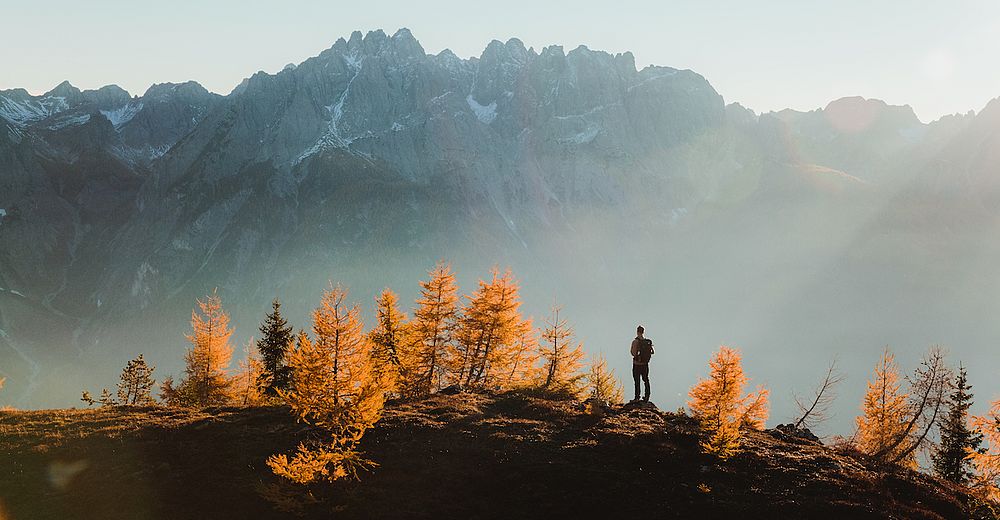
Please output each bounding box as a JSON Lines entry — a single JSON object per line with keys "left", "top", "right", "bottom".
{"left": 0, "top": 392, "right": 994, "bottom": 520}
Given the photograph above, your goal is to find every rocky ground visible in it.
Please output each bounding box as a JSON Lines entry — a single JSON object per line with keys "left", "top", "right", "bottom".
{"left": 1, "top": 392, "right": 995, "bottom": 519}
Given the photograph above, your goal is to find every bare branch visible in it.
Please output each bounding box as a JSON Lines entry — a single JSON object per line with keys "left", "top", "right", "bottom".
{"left": 875, "top": 346, "right": 952, "bottom": 463}
{"left": 792, "top": 359, "right": 845, "bottom": 430}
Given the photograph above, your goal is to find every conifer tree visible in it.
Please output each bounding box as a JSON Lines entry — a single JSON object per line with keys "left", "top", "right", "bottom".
{"left": 403, "top": 262, "right": 459, "bottom": 396}
{"left": 370, "top": 289, "right": 408, "bottom": 395}
{"left": 932, "top": 365, "right": 983, "bottom": 484}
{"left": 176, "top": 289, "right": 236, "bottom": 406}
{"left": 453, "top": 268, "right": 524, "bottom": 389}
{"left": 855, "top": 348, "right": 913, "bottom": 465}
{"left": 116, "top": 354, "right": 156, "bottom": 405}
{"left": 269, "top": 285, "right": 388, "bottom": 484}
{"left": 256, "top": 299, "right": 294, "bottom": 398}
{"left": 538, "top": 306, "right": 586, "bottom": 397}
{"left": 687, "top": 346, "right": 770, "bottom": 459}
{"left": 81, "top": 390, "right": 95, "bottom": 406}
{"left": 587, "top": 354, "right": 624, "bottom": 404}
{"left": 98, "top": 388, "right": 116, "bottom": 407}
{"left": 309, "top": 284, "right": 370, "bottom": 406}
{"left": 500, "top": 317, "right": 541, "bottom": 388}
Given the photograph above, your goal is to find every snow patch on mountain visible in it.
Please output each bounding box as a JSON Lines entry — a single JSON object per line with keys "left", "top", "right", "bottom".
{"left": 671, "top": 207, "right": 688, "bottom": 225}
{"left": 130, "top": 262, "right": 157, "bottom": 305}
{"left": 295, "top": 54, "right": 367, "bottom": 164}
{"left": 553, "top": 102, "right": 621, "bottom": 120}
{"left": 100, "top": 101, "right": 143, "bottom": 129}
{"left": 560, "top": 125, "right": 600, "bottom": 145}
{"left": 467, "top": 95, "right": 497, "bottom": 124}
{"left": 0, "top": 95, "right": 70, "bottom": 126}
{"left": 628, "top": 69, "right": 679, "bottom": 92}
{"left": 47, "top": 113, "right": 90, "bottom": 131}
{"left": 112, "top": 143, "right": 172, "bottom": 165}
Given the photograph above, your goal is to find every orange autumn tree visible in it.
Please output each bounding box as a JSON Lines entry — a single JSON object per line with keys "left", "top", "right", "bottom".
{"left": 855, "top": 348, "right": 914, "bottom": 466}
{"left": 687, "top": 346, "right": 770, "bottom": 459}
{"left": 268, "top": 284, "right": 387, "bottom": 484}
{"left": 970, "top": 400, "right": 1000, "bottom": 501}
{"left": 501, "top": 317, "right": 541, "bottom": 388}
{"left": 452, "top": 268, "right": 525, "bottom": 389}
{"left": 402, "top": 262, "right": 459, "bottom": 397}
{"left": 587, "top": 354, "right": 624, "bottom": 404}
{"left": 233, "top": 339, "right": 265, "bottom": 406}
{"left": 164, "top": 289, "right": 235, "bottom": 406}
{"left": 538, "top": 305, "right": 586, "bottom": 397}
{"left": 370, "top": 288, "right": 408, "bottom": 396}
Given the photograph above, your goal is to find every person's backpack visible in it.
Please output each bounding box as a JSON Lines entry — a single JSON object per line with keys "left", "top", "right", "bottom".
{"left": 637, "top": 338, "right": 654, "bottom": 364}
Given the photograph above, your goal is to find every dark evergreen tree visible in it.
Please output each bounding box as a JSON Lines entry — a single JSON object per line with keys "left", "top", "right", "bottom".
{"left": 117, "top": 354, "right": 157, "bottom": 405}
{"left": 257, "top": 298, "right": 294, "bottom": 397}
{"left": 98, "top": 388, "right": 117, "bottom": 407}
{"left": 932, "top": 365, "right": 983, "bottom": 484}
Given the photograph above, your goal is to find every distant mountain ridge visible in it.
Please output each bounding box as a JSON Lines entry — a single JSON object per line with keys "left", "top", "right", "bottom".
{"left": 2, "top": 29, "right": 1000, "bottom": 416}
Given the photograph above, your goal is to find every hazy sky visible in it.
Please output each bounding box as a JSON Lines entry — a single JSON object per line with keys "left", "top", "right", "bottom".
{"left": 2, "top": 1, "right": 999, "bottom": 121}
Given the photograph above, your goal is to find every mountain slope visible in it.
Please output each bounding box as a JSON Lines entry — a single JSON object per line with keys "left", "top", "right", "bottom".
{"left": 2, "top": 29, "right": 1000, "bottom": 423}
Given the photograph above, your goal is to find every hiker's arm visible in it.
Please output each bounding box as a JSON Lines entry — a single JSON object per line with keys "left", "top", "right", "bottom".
{"left": 630, "top": 340, "right": 638, "bottom": 358}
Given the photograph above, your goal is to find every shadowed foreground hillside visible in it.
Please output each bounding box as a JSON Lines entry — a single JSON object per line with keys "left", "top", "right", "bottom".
{"left": 1, "top": 392, "right": 994, "bottom": 519}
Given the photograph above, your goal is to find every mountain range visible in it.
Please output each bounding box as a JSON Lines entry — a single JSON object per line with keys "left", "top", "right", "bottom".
{"left": 2, "top": 29, "right": 1000, "bottom": 423}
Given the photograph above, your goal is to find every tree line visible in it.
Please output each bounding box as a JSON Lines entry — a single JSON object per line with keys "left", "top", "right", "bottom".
{"left": 73, "top": 261, "right": 1000, "bottom": 501}
{"left": 81, "top": 262, "right": 624, "bottom": 483}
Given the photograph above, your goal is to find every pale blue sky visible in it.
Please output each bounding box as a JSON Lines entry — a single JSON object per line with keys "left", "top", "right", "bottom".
{"left": 2, "top": 0, "right": 999, "bottom": 121}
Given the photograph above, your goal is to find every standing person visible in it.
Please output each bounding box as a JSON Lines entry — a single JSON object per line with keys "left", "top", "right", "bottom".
{"left": 630, "top": 325, "right": 653, "bottom": 402}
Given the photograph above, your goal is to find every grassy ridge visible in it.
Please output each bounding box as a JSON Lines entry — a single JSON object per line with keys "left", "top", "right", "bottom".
{"left": 0, "top": 393, "right": 991, "bottom": 519}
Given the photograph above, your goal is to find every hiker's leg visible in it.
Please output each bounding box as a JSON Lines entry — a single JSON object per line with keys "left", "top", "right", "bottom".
{"left": 631, "top": 365, "right": 641, "bottom": 401}
{"left": 641, "top": 365, "right": 650, "bottom": 401}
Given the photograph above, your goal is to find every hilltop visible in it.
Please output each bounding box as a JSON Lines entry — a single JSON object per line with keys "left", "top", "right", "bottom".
{"left": 1, "top": 392, "right": 992, "bottom": 519}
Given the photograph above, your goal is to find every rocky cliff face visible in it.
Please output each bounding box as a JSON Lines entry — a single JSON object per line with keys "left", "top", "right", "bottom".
{"left": 1, "top": 29, "right": 998, "bottom": 411}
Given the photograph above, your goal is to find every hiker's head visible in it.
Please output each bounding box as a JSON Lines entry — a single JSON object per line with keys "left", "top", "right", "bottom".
{"left": 637, "top": 325, "right": 644, "bottom": 337}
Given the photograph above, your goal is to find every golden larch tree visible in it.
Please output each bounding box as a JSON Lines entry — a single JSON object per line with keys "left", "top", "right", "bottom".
{"left": 402, "top": 261, "right": 459, "bottom": 396}
{"left": 452, "top": 268, "right": 524, "bottom": 389}
{"left": 233, "top": 338, "right": 265, "bottom": 406}
{"left": 538, "top": 305, "right": 586, "bottom": 397}
{"left": 171, "top": 289, "right": 235, "bottom": 406}
{"left": 370, "top": 288, "right": 408, "bottom": 396}
{"left": 970, "top": 399, "right": 1000, "bottom": 501}
{"left": 855, "top": 348, "right": 913, "bottom": 466}
{"left": 687, "top": 346, "right": 770, "bottom": 459}
{"left": 587, "top": 354, "right": 624, "bottom": 404}
{"left": 499, "top": 317, "right": 541, "bottom": 388}
{"left": 269, "top": 285, "right": 388, "bottom": 483}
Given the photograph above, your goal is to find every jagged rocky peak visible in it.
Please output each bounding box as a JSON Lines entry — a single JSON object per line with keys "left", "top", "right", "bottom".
{"left": 44, "top": 80, "right": 82, "bottom": 101}
{"left": 432, "top": 48, "right": 467, "bottom": 74}
{"left": 323, "top": 28, "right": 425, "bottom": 62}
{"left": 388, "top": 27, "right": 424, "bottom": 56}
{"left": 471, "top": 39, "right": 533, "bottom": 104}
{"left": 81, "top": 85, "right": 132, "bottom": 110}
{"left": 726, "top": 102, "right": 759, "bottom": 126}
{"left": 141, "top": 81, "right": 213, "bottom": 102}
{"left": 480, "top": 38, "right": 532, "bottom": 65}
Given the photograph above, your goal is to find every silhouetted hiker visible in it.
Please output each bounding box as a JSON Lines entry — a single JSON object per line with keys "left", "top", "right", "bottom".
{"left": 631, "top": 325, "right": 653, "bottom": 402}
